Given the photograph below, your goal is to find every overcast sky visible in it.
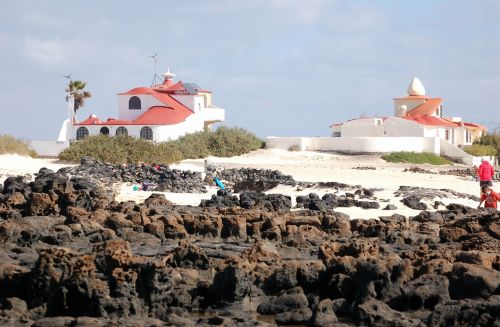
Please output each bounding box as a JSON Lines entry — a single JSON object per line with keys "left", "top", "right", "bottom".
{"left": 2, "top": 0, "right": 500, "bottom": 140}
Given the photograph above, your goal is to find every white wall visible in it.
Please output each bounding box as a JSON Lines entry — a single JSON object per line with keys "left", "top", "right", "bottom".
{"left": 393, "top": 98, "right": 426, "bottom": 116}
{"left": 70, "top": 113, "right": 210, "bottom": 142}
{"left": 340, "top": 118, "right": 383, "bottom": 137}
{"left": 383, "top": 117, "right": 424, "bottom": 136}
{"left": 117, "top": 95, "right": 164, "bottom": 121}
{"left": 334, "top": 117, "right": 425, "bottom": 138}
{"left": 29, "top": 141, "right": 69, "bottom": 157}
{"left": 266, "top": 136, "right": 440, "bottom": 154}
{"left": 171, "top": 94, "right": 195, "bottom": 111}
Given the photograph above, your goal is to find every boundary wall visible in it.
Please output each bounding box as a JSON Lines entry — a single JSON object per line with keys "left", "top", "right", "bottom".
{"left": 266, "top": 136, "right": 440, "bottom": 154}
{"left": 29, "top": 141, "right": 69, "bottom": 157}
{"left": 266, "top": 136, "right": 498, "bottom": 166}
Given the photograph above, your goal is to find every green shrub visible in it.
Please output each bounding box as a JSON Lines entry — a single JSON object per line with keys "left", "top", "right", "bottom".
{"left": 382, "top": 152, "right": 450, "bottom": 165}
{"left": 207, "top": 126, "right": 263, "bottom": 157}
{"left": 0, "top": 135, "right": 37, "bottom": 157}
{"left": 172, "top": 131, "right": 211, "bottom": 159}
{"left": 59, "top": 126, "right": 262, "bottom": 163}
{"left": 463, "top": 144, "right": 497, "bottom": 157}
{"left": 59, "top": 135, "right": 183, "bottom": 164}
{"left": 474, "top": 133, "right": 500, "bottom": 161}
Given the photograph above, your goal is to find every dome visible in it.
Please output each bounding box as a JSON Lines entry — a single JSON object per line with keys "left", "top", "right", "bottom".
{"left": 407, "top": 77, "right": 426, "bottom": 96}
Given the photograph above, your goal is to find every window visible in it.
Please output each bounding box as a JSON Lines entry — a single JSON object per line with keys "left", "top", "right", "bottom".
{"left": 140, "top": 126, "right": 153, "bottom": 140}
{"left": 445, "top": 129, "right": 449, "bottom": 141}
{"left": 466, "top": 130, "right": 471, "bottom": 143}
{"left": 76, "top": 127, "right": 89, "bottom": 140}
{"left": 116, "top": 126, "right": 128, "bottom": 137}
{"left": 100, "top": 127, "right": 109, "bottom": 136}
{"left": 129, "top": 96, "right": 141, "bottom": 110}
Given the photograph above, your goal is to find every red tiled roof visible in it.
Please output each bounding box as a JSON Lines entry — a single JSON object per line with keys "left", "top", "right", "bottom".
{"left": 150, "top": 92, "right": 194, "bottom": 114}
{"left": 403, "top": 116, "right": 457, "bottom": 127}
{"left": 153, "top": 81, "right": 191, "bottom": 94}
{"left": 463, "top": 122, "right": 487, "bottom": 130}
{"left": 78, "top": 116, "right": 101, "bottom": 125}
{"left": 406, "top": 98, "right": 442, "bottom": 117}
{"left": 118, "top": 87, "right": 156, "bottom": 95}
{"left": 393, "top": 95, "right": 429, "bottom": 100}
{"left": 133, "top": 106, "right": 191, "bottom": 125}
{"left": 78, "top": 86, "right": 194, "bottom": 126}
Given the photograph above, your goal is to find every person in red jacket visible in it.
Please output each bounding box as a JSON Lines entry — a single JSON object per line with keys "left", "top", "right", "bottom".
{"left": 478, "top": 185, "right": 500, "bottom": 209}
{"left": 477, "top": 158, "right": 495, "bottom": 188}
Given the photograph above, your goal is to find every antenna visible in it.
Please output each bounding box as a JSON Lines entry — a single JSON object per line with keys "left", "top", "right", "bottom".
{"left": 150, "top": 52, "right": 161, "bottom": 86}
{"left": 63, "top": 73, "right": 76, "bottom": 123}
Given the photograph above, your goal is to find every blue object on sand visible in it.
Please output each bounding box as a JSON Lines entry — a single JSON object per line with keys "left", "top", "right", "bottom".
{"left": 214, "top": 177, "right": 225, "bottom": 190}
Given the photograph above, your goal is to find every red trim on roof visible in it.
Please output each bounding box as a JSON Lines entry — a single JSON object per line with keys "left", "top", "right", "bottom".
{"left": 463, "top": 122, "right": 487, "bottom": 130}
{"left": 403, "top": 116, "right": 457, "bottom": 127}
{"left": 406, "top": 98, "right": 442, "bottom": 117}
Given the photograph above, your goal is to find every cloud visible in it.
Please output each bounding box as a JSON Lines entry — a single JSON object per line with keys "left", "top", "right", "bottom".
{"left": 23, "top": 37, "right": 71, "bottom": 66}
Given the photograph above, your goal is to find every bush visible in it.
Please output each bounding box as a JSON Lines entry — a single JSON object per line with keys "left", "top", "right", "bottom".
{"left": 463, "top": 144, "right": 497, "bottom": 157}
{"left": 59, "top": 126, "right": 263, "bottom": 163}
{"left": 207, "top": 126, "right": 263, "bottom": 157}
{"left": 382, "top": 152, "right": 450, "bottom": 165}
{"left": 173, "top": 131, "right": 211, "bottom": 159}
{"left": 0, "top": 135, "right": 37, "bottom": 157}
{"left": 59, "top": 135, "right": 183, "bottom": 164}
{"left": 474, "top": 133, "right": 500, "bottom": 161}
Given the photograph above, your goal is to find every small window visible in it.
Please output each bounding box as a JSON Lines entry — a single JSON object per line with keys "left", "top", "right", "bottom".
{"left": 140, "top": 126, "right": 153, "bottom": 140}
{"left": 116, "top": 126, "right": 128, "bottom": 137}
{"left": 100, "top": 127, "right": 109, "bottom": 136}
{"left": 129, "top": 96, "right": 141, "bottom": 110}
{"left": 76, "top": 127, "right": 89, "bottom": 140}
{"left": 445, "top": 129, "right": 449, "bottom": 141}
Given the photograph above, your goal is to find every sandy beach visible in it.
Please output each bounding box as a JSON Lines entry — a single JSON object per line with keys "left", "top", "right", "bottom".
{"left": 0, "top": 149, "right": 488, "bottom": 219}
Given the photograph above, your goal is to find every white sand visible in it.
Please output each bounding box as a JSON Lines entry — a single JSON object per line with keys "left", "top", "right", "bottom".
{"left": 1, "top": 150, "right": 487, "bottom": 219}
{"left": 170, "top": 149, "right": 483, "bottom": 218}
{"left": 0, "top": 154, "right": 75, "bottom": 183}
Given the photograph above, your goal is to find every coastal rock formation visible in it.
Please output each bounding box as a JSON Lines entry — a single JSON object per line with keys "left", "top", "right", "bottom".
{"left": 0, "top": 165, "right": 499, "bottom": 326}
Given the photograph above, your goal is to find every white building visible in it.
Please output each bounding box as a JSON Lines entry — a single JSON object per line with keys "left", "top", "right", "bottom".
{"left": 58, "top": 70, "right": 225, "bottom": 142}
{"left": 330, "top": 78, "right": 486, "bottom": 147}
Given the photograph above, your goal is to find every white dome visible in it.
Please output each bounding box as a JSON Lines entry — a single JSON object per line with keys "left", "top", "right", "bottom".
{"left": 407, "top": 77, "right": 426, "bottom": 96}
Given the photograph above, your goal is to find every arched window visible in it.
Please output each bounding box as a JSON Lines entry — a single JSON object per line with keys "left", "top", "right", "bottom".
{"left": 100, "top": 127, "right": 109, "bottom": 136}
{"left": 76, "top": 127, "right": 89, "bottom": 140}
{"left": 140, "top": 126, "right": 153, "bottom": 140}
{"left": 116, "top": 126, "right": 128, "bottom": 137}
{"left": 129, "top": 96, "right": 141, "bottom": 110}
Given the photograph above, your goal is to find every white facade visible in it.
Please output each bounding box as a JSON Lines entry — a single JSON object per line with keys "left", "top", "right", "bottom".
{"left": 60, "top": 70, "right": 225, "bottom": 143}
{"left": 331, "top": 78, "right": 486, "bottom": 148}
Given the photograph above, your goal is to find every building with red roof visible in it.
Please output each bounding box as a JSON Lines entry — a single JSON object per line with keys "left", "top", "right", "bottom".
{"left": 58, "top": 69, "right": 225, "bottom": 142}
{"left": 330, "top": 78, "right": 486, "bottom": 146}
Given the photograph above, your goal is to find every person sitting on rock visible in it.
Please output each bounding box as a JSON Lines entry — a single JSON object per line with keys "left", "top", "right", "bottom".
{"left": 478, "top": 185, "right": 500, "bottom": 209}
{"left": 142, "top": 181, "right": 158, "bottom": 191}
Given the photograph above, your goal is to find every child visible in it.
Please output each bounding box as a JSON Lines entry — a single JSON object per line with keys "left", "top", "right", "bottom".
{"left": 478, "top": 185, "right": 500, "bottom": 209}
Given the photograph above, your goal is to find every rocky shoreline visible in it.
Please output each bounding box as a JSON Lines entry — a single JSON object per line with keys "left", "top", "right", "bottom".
{"left": 0, "top": 164, "right": 499, "bottom": 326}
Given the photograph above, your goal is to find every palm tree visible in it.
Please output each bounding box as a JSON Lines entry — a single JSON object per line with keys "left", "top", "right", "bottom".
{"left": 65, "top": 80, "right": 91, "bottom": 114}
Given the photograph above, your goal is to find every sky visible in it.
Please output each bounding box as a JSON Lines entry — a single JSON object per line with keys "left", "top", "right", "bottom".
{"left": 1, "top": 0, "right": 500, "bottom": 140}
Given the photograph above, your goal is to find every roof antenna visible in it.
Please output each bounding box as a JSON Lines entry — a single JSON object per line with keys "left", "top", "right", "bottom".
{"left": 150, "top": 51, "right": 161, "bottom": 86}
{"left": 63, "top": 73, "right": 76, "bottom": 122}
